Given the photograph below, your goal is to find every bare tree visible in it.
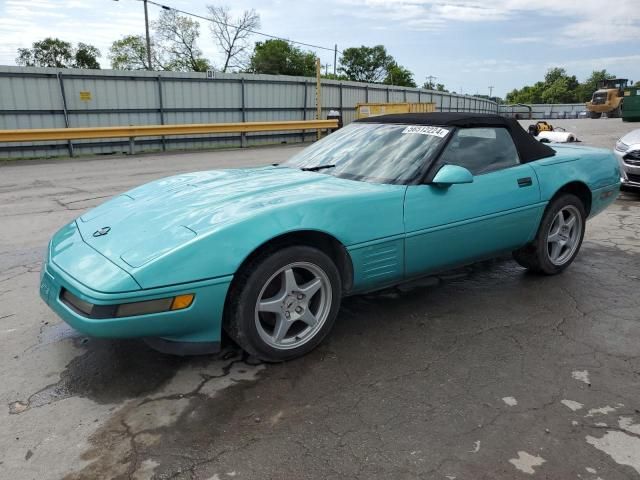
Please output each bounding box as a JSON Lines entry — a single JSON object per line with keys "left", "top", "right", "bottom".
{"left": 207, "top": 6, "right": 260, "bottom": 72}
{"left": 153, "top": 9, "right": 210, "bottom": 72}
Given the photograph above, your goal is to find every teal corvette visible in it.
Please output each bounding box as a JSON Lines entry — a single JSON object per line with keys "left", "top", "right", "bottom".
{"left": 40, "top": 113, "right": 620, "bottom": 361}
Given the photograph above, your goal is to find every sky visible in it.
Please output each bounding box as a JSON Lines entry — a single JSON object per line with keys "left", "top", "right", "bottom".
{"left": 1, "top": 0, "right": 639, "bottom": 97}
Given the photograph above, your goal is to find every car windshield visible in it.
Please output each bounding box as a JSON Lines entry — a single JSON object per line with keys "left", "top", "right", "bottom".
{"left": 284, "top": 123, "right": 450, "bottom": 184}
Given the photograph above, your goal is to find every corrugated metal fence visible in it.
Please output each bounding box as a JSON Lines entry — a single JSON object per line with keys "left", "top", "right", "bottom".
{"left": 499, "top": 103, "right": 587, "bottom": 120}
{"left": 0, "top": 66, "right": 498, "bottom": 159}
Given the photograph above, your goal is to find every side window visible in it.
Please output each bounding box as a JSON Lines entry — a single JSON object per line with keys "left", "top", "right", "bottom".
{"left": 438, "top": 127, "right": 520, "bottom": 175}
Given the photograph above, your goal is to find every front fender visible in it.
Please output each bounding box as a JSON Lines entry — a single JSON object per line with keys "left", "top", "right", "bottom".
{"left": 131, "top": 186, "right": 406, "bottom": 289}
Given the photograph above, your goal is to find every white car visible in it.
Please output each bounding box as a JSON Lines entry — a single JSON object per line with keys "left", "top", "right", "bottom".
{"left": 614, "top": 129, "right": 640, "bottom": 190}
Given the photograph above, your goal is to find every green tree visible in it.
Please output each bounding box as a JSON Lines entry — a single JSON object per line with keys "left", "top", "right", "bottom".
{"left": 153, "top": 9, "right": 210, "bottom": 72}
{"left": 541, "top": 77, "right": 570, "bottom": 103}
{"left": 109, "top": 35, "right": 153, "bottom": 70}
{"left": 248, "top": 39, "right": 316, "bottom": 76}
{"left": 16, "top": 37, "right": 101, "bottom": 69}
{"left": 422, "top": 80, "right": 448, "bottom": 92}
{"left": 17, "top": 38, "right": 73, "bottom": 67}
{"left": 506, "top": 67, "right": 583, "bottom": 104}
{"left": 74, "top": 43, "right": 101, "bottom": 69}
{"left": 338, "top": 45, "right": 392, "bottom": 83}
{"left": 383, "top": 62, "right": 416, "bottom": 87}
{"left": 322, "top": 73, "right": 349, "bottom": 81}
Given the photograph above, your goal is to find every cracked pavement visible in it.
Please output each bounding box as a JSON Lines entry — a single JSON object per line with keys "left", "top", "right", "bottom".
{"left": 1, "top": 120, "right": 639, "bottom": 479}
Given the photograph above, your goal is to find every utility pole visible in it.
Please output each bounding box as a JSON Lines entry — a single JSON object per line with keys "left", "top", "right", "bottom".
{"left": 333, "top": 44, "right": 337, "bottom": 76}
{"left": 324, "top": 63, "right": 331, "bottom": 76}
{"left": 143, "top": 0, "right": 153, "bottom": 70}
{"left": 425, "top": 75, "right": 437, "bottom": 89}
{"left": 316, "top": 58, "right": 322, "bottom": 140}
{"left": 488, "top": 85, "right": 494, "bottom": 98}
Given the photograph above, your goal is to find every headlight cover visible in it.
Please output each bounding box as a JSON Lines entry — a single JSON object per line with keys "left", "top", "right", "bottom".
{"left": 61, "top": 290, "right": 194, "bottom": 319}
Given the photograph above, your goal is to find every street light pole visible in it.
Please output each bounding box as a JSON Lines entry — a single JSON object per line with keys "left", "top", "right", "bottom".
{"left": 143, "top": 0, "right": 153, "bottom": 70}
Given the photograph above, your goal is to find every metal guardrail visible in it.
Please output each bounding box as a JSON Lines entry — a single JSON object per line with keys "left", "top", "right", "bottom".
{"left": 0, "top": 120, "right": 337, "bottom": 142}
{"left": 0, "top": 120, "right": 338, "bottom": 155}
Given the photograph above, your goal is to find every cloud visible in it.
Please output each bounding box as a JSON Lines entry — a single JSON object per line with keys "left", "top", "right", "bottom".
{"left": 505, "top": 36, "right": 543, "bottom": 44}
{"left": 335, "top": 0, "right": 640, "bottom": 43}
{"left": 556, "top": 54, "right": 640, "bottom": 71}
{"left": 459, "top": 58, "right": 534, "bottom": 73}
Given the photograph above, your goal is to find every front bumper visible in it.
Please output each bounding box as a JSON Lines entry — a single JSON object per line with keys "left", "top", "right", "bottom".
{"left": 40, "top": 258, "right": 232, "bottom": 344}
{"left": 613, "top": 150, "right": 640, "bottom": 189}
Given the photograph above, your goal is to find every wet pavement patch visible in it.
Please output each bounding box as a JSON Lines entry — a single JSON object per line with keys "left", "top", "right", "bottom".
{"left": 62, "top": 354, "right": 265, "bottom": 480}
{"left": 9, "top": 338, "right": 203, "bottom": 414}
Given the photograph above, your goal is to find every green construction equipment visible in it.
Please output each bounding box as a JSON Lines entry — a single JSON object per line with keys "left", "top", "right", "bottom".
{"left": 622, "top": 85, "right": 640, "bottom": 122}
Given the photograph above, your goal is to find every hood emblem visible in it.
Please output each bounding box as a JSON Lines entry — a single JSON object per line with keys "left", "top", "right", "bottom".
{"left": 93, "top": 226, "right": 111, "bottom": 237}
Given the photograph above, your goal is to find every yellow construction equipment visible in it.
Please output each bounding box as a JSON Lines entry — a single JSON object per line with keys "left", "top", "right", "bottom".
{"left": 586, "top": 78, "right": 628, "bottom": 118}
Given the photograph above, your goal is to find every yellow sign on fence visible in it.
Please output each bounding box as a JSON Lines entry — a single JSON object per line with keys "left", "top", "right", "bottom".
{"left": 79, "top": 91, "right": 92, "bottom": 102}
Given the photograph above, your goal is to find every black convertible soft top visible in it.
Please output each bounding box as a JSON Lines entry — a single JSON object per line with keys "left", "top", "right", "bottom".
{"left": 355, "top": 112, "right": 556, "bottom": 163}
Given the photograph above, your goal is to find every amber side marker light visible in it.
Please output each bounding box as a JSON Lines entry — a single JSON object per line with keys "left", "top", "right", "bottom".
{"left": 171, "top": 294, "right": 195, "bottom": 311}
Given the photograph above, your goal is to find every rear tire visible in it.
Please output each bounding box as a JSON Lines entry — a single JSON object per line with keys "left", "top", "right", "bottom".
{"left": 224, "top": 245, "right": 342, "bottom": 362}
{"left": 513, "top": 194, "right": 586, "bottom": 275}
{"left": 589, "top": 111, "right": 602, "bottom": 119}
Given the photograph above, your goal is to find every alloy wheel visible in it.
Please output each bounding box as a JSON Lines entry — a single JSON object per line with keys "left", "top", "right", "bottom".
{"left": 546, "top": 205, "right": 583, "bottom": 266}
{"left": 254, "top": 262, "right": 332, "bottom": 350}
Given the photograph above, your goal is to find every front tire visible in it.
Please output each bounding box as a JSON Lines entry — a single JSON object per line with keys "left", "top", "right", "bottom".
{"left": 224, "top": 246, "right": 342, "bottom": 362}
{"left": 513, "top": 194, "right": 586, "bottom": 275}
{"left": 589, "top": 111, "right": 602, "bottom": 119}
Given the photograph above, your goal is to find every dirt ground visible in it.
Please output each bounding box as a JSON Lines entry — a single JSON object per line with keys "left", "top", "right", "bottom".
{"left": 1, "top": 118, "right": 639, "bottom": 479}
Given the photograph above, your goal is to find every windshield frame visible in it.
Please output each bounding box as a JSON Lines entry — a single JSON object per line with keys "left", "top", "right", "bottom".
{"left": 284, "top": 122, "right": 456, "bottom": 185}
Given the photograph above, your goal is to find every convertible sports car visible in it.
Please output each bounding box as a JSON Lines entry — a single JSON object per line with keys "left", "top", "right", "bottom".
{"left": 40, "top": 113, "right": 620, "bottom": 361}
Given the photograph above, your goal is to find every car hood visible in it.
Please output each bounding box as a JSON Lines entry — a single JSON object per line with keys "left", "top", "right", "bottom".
{"left": 620, "top": 129, "right": 640, "bottom": 146}
{"left": 76, "top": 166, "right": 383, "bottom": 269}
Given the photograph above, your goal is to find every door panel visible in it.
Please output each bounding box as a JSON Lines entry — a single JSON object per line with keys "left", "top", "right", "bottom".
{"left": 404, "top": 164, "right": 542, "bottom": 277}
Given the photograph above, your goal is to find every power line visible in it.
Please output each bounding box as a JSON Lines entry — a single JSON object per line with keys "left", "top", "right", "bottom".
{"left": 134, "top": 0, "right": 342, "bottom": 54}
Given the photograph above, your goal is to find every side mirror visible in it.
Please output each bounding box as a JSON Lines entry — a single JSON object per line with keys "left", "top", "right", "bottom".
{"left": 432, "top": 164, "right": 473, "bottom": 186}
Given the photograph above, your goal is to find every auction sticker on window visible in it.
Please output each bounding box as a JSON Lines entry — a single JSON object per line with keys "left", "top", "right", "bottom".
{"left": 402, "top": 126, "right": 449, "bottom": 137}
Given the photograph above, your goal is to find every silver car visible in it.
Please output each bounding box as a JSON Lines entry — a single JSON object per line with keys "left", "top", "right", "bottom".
{"left": 614, "top": 129, "right": 640, "bottom": 190}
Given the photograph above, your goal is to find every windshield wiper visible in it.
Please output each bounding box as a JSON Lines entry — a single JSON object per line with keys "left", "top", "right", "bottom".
{"left": 300, "top": 164, "right": 336, "bottom": 172}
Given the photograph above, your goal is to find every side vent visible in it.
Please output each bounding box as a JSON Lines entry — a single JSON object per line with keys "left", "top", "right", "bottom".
{"left": 361, "top": 242, "right": 401, "bottom": 281}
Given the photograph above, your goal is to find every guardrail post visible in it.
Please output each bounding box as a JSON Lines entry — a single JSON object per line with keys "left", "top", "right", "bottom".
{"left": 240, "top": 78, "right": 247, "bottom": 148}
{"left": 56, "top": 72, "right": 74, "bottom": 157}
{"left": 302, "top": 81, "right": 308, "bottom": 142}
{"left": 157, "top": 76, "right": 166, "bottom": 151}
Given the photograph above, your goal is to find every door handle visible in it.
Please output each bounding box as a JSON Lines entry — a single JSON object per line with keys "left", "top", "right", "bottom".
{"left": 517, "top": 177, "right": 533, "bottom": 187}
